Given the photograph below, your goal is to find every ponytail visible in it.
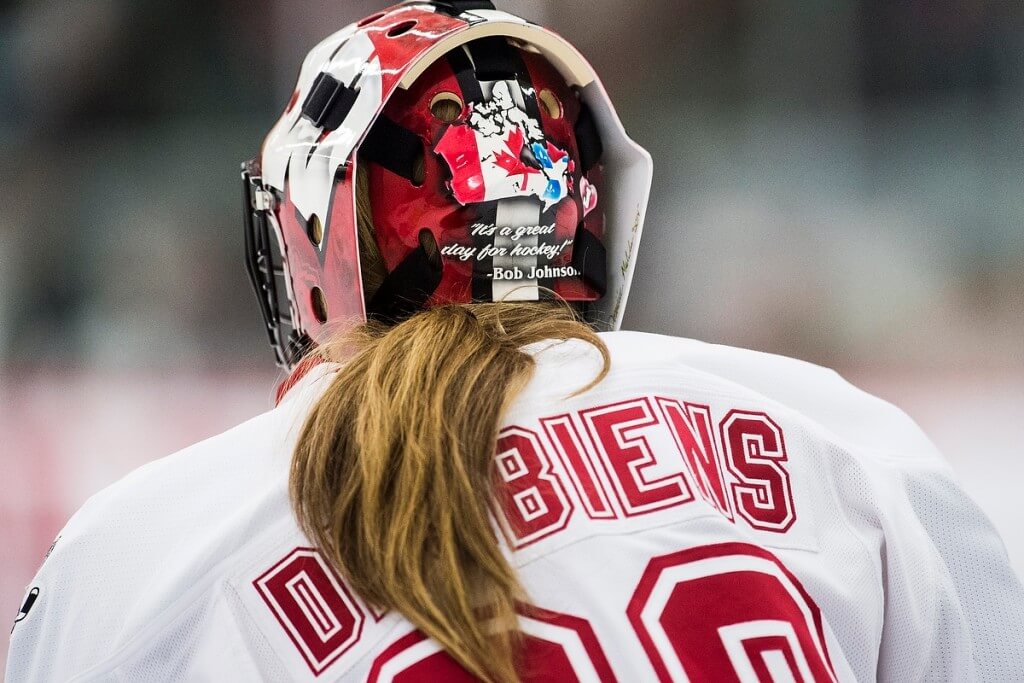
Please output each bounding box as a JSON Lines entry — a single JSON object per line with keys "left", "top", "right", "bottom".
{"left": 290, "top": 302, "right": 609, "bottom": 683}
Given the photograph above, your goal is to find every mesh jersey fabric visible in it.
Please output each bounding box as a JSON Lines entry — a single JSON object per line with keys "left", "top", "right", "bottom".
{"left": 7, "top": 331, "right": 1024, "bottom": 682}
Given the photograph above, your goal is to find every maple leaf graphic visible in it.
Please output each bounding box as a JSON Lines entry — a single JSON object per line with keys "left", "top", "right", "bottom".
{"left": 493, "top": 126, "right": 540, "bottom": 188}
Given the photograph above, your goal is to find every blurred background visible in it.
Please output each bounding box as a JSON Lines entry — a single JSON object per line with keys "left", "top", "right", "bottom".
{"left": 1, "top": 0, "right": 1022, "bottom": 666}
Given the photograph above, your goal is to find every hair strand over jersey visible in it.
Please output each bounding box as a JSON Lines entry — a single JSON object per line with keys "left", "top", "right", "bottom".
{"left": 290, "top": 302, "right": 609, "bottom": 683}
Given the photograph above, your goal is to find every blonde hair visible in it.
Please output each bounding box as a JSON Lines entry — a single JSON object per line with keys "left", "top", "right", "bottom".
{"left": 290, "top": 303, "right": 609, "bottom": 682}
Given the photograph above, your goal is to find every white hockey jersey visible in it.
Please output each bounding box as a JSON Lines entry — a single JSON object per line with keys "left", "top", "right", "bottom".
{"left": 7, "top": 332, "right": 1024, "bottom": 682}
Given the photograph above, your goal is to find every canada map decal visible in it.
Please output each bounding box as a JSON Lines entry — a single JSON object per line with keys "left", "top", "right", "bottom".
{"left": 434, "top": 81, "right": 582, "bottom": 211}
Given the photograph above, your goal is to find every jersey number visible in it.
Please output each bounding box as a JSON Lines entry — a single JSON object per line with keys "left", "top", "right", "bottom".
{"left": 360, "top": 542, "right": 836, "bottom": 682}
{"left": 257, "top": 544, "right": 834, "bottom": 680}
{"left": 627, "top": 542, "right": 836, "bottom": 682}
{"left": 367, "top": 607, "right": 616, "bottom": 683}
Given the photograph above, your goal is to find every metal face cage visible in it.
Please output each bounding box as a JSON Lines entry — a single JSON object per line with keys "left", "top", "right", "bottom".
{"left": 242, "top": 159, "right": 311, "bottom": 368}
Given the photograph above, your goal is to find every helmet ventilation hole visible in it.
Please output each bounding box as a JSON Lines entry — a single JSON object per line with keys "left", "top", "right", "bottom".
{"left": 430, "top": 92, "right": 464, "bottom": 123}
{"left": 387, "top": 21, "right": 417, "bottom": 38}
{"left": 539, "top": 89, "right": 563, "bottom": 120}
{"left": 311, "top": 287, "right": 328, "bottom": 323}
{"left": 307, "top": 214, "right": 324, "bottom": 246}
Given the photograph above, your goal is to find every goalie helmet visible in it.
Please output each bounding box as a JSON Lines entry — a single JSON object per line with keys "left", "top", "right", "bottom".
{"left": 243, "top": 0, "right": 653, "bottom": 367}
